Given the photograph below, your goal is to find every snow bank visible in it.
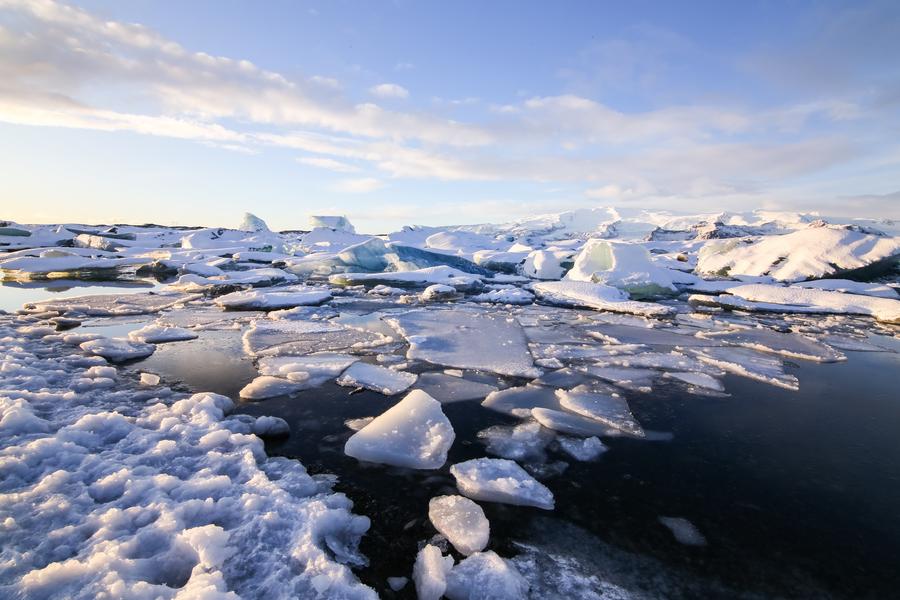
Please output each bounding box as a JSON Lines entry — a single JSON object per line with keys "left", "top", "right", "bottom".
{"left": 0, "top": 319, "right": 375, "bottom": 599}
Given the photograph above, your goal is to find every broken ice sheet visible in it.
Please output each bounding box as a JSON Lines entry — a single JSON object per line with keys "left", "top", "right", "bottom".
{"left": 414, "top": 372, "right": 499, "bottom": 403}
{"left": 532, "top": 407, "right": 622, "bottom": 437}
{"left": 23, "top": 292, "right": 192, "bottom": 317}
{"left": 214, "top": 285, "right": 332, "bottom": 310}
{"left": 697, "top": 327, "right": 845, "bottom": 363}
{"left": 385, "top": 308, "right": 540, "bottom": 378}
{"left": 242, "top": 318, "right": 391, "bottom": 357}
{"left": 690, "top": 346, "right": 799, "bottom": 390}
{"left": 556, "top": 388, "right": 644, "bottom": 437}
{"left": 257, "top": 353, "right": 358, "bottom": 388}
{"left": 580, "top": 366, "right": 657, "bottom": 392}
{"left": 481, "top": 385, "right": 562, "bottom": 417}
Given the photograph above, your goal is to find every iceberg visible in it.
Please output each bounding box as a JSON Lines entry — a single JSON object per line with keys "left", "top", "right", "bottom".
{"left": 309, "top": 215, "right": 356, "bottom": 233}
{"left": 565, "top": 239, "right": 678, "bottom": 298}
{"left": 343, "top": 390, "right": 455, "bottom": 469}
{"left": 450, "top": 458, "right": 555, "bottom": 510}
{"left": 696, "top": 226, "right": 900, "bottom": 281}
{"left": 428, "top": 495, "right": 490, "bottom": 556}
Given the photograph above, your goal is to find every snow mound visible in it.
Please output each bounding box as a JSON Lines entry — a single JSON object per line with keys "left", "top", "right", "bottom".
{"left": 344, "top": 390, "right": 455, "bottom": 469}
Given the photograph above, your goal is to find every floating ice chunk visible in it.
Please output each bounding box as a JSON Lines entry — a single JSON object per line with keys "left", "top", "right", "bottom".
{"left": 368, "top": 284, "right": 406, "bottom": 296}
{"left": 592, "top": 350, "right": 714, "bottom": 373}
{"left": 585, "top": 323, "right": 714, "bottom": 347}
{"left": 215, "top": 285, "right": 332, "bottom": 310}
{"left": 0, "top": 254, "right": 150, "bottom": 280}
{"left": 557, "top": 436, "right": 607, "bottom": 461}
{"left": 344, "top": 390, "right": 454, "bottom": 469}
{"left": 697, "top": 284, "right": 900, "bottom": 324}
{"left": 664, "top": 371, "right": 724, "bottom": 391}
{"left": 556, "top": 389, "right": 644, "bottom": 437}
{"left": 658, "top": 517, "right": 707, "bottom": 546}
{"left": 470, "top": 288, "right": 534, "bottom": 305}
{"left": 337, "top": 362, "right": 417, "bottom": 395}
{"left": 522, "top": 249, "right": 572, "bottom": 280}
{"left": 139, "top": 372, "right": 161, "bottom": 386}
{"left": 330, "top": 266, "right": 483, "bottom": 290}
{"left": 387, "top": 576, "right": 408, "bottom": 592}
{"left": 794, "top": 279, "right": 898, "bottom": 299}
{"left": 481, "top": 386, "right": 561, "bottom": 417}
{"left": 85, "top": 365, "right": 117, "bottom": 379}
{"left": 445, "top": 551, "right": 530, "bottom": 600}
{"left": 421, "top": 283, "right": 459, "bottom": 301}
{"left": 413, "top": 544, "right": 454, "bottom": 600}
{"left": 477, "top": 421, "right": 555, "bottom": 462}
{"left": 128, "top": 323, "right": 198, "bottom": 343}
{"left": 415, "top": 372, "right": 498, "bottom": 403}
{"left": 387, "top": 309, "right": 540, "bottom": 378}
{"left": 565, "top": 240, "right": 678, "bottom": 298}
{"left": 345, "top": 417, "right": 375, "bottom": 431}
{"left": 450, "top": 458, "right": 554, "bottom": 510}
{"left": 697, "top": 327, "right": 845, "bottom": 362}
{"left": 239, "top": 376, "right": 307, "bottom": 399}
{"left": 429, "top": 495, "right": 490, "bottom": 556}
{"left": 252, "top": 415, "right": 290, "bottom": 437}
{"left": 691, "top": 347, "right": 799, "bottom": 390}
{"left": 79, "top": 337, "right": 155, "bottom": 362}
{"left": 531, "top": 407, "right": 619, "bottom": 437}
{"left": 166, "top": 268, "right": 297, "bottom": 292}
{"left": 696, "top": 226, "right": 900, "bottom": 281}
{"left": 533, "top": 281, "right": 674, "bottom": 317}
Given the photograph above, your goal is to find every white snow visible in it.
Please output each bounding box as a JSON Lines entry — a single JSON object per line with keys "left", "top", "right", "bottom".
{"left": 450, "top": 458, "right": 555, "bottom": 510}
{"left": 428, "top": 495, "right": 490, "bottom": 556}
{"left": 336, "top": 362, "right": 417, "bottom": 395}
{"left": 344, "top": 390, "right": 455, "bottom": 469}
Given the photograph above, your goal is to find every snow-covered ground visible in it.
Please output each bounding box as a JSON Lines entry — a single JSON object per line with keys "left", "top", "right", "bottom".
{"left": 1, "top": 207, "right": 898, "bottom": 598}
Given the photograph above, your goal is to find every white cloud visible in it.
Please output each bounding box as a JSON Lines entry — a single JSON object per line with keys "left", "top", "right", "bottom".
{"left": 297, "top": 156, "right": 359, "bottom": 173}
{"left": 332, "top": 177, "right": 384, "bottom": 193}
{"left": 368, "top": 83, "right": 409, "bottom": 99}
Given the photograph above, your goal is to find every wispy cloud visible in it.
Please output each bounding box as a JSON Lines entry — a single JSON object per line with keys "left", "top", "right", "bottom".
{"left": 332, "top": 177, "right": 384, "bottom": 193}
{"left": 297, "top": 156, "right": 359, "bottom": 173}
{"left": 368, "top": 83, "right": 409, "bottom": 99}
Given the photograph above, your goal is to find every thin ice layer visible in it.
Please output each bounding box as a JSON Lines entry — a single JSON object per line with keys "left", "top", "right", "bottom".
{"left": 386, "top": 309, "right": 540, "bottom": 377}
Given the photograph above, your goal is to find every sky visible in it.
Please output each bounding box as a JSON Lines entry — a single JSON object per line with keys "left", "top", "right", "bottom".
{"left": 1, "top": 0, "right": 898, "bottom": 233}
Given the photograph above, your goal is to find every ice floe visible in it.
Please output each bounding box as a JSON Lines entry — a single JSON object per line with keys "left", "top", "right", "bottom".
{"left": 127, "top": 323, "right": 198, "bottom": 343}
{"left": 533, "top": 281, "right": 675, "bottom": 317}
{"left": 79, "top": 337, "right": 155, "bottom": 362}
{"left": 450, "top": 458, "right": 555, "bottom": 509}
{"left": 344, "top": 390, "right": 455, "bottom": 469}
{"left": 336, "top": 361, "right": 417, "bottom": 395}
{"left": 214, "top": 285, "right": 332, "bottom": 310}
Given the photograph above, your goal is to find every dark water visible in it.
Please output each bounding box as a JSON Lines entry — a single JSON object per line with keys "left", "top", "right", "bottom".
{"left": 133, "top": 321, "right": 900, "bottom": 599}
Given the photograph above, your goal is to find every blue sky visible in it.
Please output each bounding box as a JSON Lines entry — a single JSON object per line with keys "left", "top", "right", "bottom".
{"left": 1, "top": 0, "right": 898, "bottom": 232}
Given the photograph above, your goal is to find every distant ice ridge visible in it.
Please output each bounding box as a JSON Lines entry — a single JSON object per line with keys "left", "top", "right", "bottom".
{"left": 0, "top": 318, "right": 375, "bottom": 599}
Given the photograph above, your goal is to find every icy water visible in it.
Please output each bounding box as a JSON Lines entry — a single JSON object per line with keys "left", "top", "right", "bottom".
{"left": 128, "top": 308, "right": 900, "bottom": 598}
{"left": 0, "top": 279, "right": 161, "bottom": 313}
{"left": 4, "top": 281, "right": 899, "bottom": 599}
